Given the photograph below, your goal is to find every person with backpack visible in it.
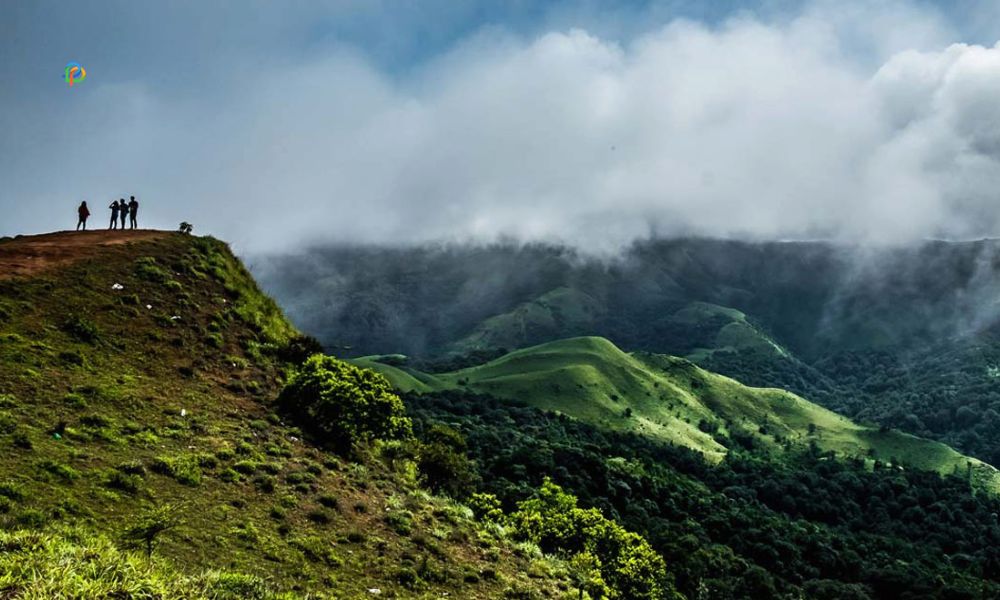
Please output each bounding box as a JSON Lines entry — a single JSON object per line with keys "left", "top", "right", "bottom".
{"left": 76, "top": 201, "right": 90, "bottom": 231}
{"left": 128, "top": 196, "right": 139, "bottom": 229}
{"left": 109, "top": 199, "right": 120, "bottom": 229}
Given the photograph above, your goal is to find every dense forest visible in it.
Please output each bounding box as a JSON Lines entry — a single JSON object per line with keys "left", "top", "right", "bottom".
{"left": 408, "top": 390, "right": 1000, "bottom": 600}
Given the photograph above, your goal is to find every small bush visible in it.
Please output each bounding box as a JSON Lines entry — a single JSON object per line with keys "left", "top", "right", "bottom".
{"left": 253, "top": 475, "right": 277, "bottom": 493}
{"left": 306, "top": 509, "right": 332, "bottom": 525}
{"left": 260, "top": 461, "right": 282, "bottom": 475}
{"left": 386, "top": 510, "right": 414, "bottom": 536}
{"left": 36, "top": 460, "right": 80, "bottom": 482}
{"left": 17, "top": 509, "right": 47, "bottom": 528}
{"left": 58, "top": 350, "right": 85, "bottom": 367}
{"left": 346, "top": 530, "right": 365, "bottom": 543}
{"left": 0, "top": 480, "right": 25, "bottom": 501}
{"left": 62, "top": 315, "right": 99, "bottom": 344}
{"left": 80, "top": 414, "right": 113, "bottom": 429}
{"left": 317, "top": 494, "right": 339, "bottom": 510}
{"left": 233, "top": 460, "right": 258, "bottom": 475}
{"left": 105, "top": 470, "right": 144, "bottom": 494}
{"left": 151, "top": 456, "right": 202, "bottom": 486}
{"left": 0, "top": 411, "right": 16, "bottom": 434}
{"left": 62, "top": 393, "right": 87, "bottom": 409}
{"left": 278, "top": 355, "right": 412, "bottom": 455}
{"left": 135, "top": 257, "right": 171, "bottom": 283}
{"left": 290, "top": 535, "right": 342, "bottom": 566}
{"left": 12, "top": 429, "right": 32, "bottom": 450}
{"left": 397, "top": 567, "right": 420, "bottom": 590}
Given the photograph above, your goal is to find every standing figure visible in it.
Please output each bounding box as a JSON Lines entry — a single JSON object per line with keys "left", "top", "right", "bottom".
{"left": 109, "top": 200, "right": 120, "bottom": 229}
{"left": 76, "top": 201, "right": 90, "bottom": 231}
{"left": 118, "top": 199, "right": 128, "bottom": 229}
{"left": 128, "top": 196, "right": 139, "bottom": 229}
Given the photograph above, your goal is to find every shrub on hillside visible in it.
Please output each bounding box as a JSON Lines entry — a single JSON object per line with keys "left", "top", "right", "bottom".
{"left": 416, "top": 424, "right": 478, "bottom": 498}
{"left": 508, "top": 478, "right": 671, "bottom": 600}
{"left": 134, "top": 256, "right": 171, "bottom": 283}
{"left": 61, "top": 315, "right": 99, "bottom": 344}
{"left": 278, "top": 355, "right": 411, "bottom": 454}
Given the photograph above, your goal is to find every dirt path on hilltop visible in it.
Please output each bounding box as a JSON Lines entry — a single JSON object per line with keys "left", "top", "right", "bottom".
{"left": 0, "top": 230, "right": 170, "bottom": 280}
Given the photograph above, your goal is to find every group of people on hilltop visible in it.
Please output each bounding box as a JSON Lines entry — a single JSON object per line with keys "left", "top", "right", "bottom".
{"left": 75, "top": 197, "right": 139, "bottom": 231}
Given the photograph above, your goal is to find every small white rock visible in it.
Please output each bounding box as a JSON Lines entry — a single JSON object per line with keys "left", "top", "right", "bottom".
{"left": 111, "top": 283, "right": 124, "bottom": 290}
{"left": 180, "top": 409, "right": 187, "bottom": 417}
{"left": 146, "top": 304, "right": 152, "bottom": 310}
{"left": 367, "top": 588, "right": 381, "bottom": 595}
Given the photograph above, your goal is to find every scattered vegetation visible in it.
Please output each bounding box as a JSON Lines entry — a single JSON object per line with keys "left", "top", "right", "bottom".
{"left": 0, "top": 233, "right": 572, "bottom": 598}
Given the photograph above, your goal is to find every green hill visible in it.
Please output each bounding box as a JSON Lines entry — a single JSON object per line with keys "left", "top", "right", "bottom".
{"left": 358, "top": 337, "right": 1000, "bottom": 491}
{"left": 0, "top": 232, "right": 572, "bottom": 598}
{"left": 669, "top": 301, "right": 788, "bottom": 361}
{"left": 448, "top": 287, "right": 605, "bottom": 355}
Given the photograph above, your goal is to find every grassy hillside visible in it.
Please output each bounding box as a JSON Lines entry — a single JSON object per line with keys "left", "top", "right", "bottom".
{"left": 359, "top": 337, "right": 1000, "bottom": 491}
{"left": 670, "top": 302, "right": 788, "bottom": 361}
{"left": 0, "top": 232, "right": 574, "bottom": 598}
{"left": 448, "top": 287, "right": 605, "bottom": 355}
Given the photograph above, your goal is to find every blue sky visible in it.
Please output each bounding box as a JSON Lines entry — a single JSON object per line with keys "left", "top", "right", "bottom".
{"left": 3, "top": 1, "right": 1000, "bottom": 250}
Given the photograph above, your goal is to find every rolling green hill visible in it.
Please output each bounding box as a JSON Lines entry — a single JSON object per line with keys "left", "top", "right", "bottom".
{"left": 0, "top": 231, "right": 573, "bottom": 599}
{"left": 448, "top": 287, "right": 605, "bottom": 355}
{"left": 669, "top": 302, "right": 788, "bottom": 361}
{"left": 358, "top": 337, "right": 1000, "bottom": 491}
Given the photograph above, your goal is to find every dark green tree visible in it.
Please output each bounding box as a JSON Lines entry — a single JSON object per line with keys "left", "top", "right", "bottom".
{"left": 278, "top": 355, "right": 411, "bottom": 454}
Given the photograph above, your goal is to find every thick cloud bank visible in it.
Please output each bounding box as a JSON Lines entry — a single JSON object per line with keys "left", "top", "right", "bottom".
{"left": 5, "top": 3, "right": 1000, "bottom": 251}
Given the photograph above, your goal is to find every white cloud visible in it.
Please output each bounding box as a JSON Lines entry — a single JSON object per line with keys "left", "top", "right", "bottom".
{"left": 5, "top": 2, "right": 1000, "bottom": 252}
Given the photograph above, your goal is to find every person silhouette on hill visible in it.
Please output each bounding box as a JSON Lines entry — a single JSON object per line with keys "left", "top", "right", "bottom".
{"left": 128, "top": 196, "right": 139, "bottom": 229}
{"left": 118, "top": 199, "right": 127, "bottom": 229}
{"left": 76, "top": 201, "right": 90, "bottom": 231}
{"left": 108, "top": 200, "right": 120, "bottom": 230}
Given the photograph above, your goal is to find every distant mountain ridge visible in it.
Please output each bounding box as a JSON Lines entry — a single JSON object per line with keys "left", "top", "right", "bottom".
{"left": 255, "top": 237, "right": 1000, "bottom": 359}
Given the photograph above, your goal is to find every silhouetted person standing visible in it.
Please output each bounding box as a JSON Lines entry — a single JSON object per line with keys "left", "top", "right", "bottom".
{"left": 118, "top": 199, "right": 127, "bottom": 229}
{"left": 76, "top": 201, "right": 90, "bottom": 231}
{"left": 128, "top": 196, "right": 139, "bottom": 229}
{"left": 109, "top": 200, "right": 120, "bottom": 229}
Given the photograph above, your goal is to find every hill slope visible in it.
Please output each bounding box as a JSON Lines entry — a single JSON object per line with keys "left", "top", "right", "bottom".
{"left": 0, "top": 231, "right": 572, "bottom": 598}
{"left": 357, "top": 337, "right": 1000, "bottom": 491}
